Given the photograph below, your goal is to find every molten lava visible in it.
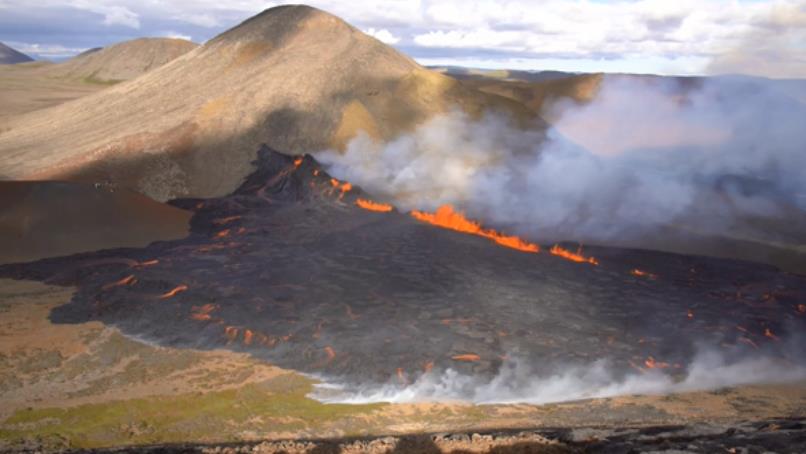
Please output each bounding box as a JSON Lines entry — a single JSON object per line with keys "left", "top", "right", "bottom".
{"left": 214, "top": 229, "right": 230, "bottom": 239}
{"left": 410, "top": 205, "right": 539, "bottom": 253}
{"left": 159, "top": 284, "right": 188, "bottom": 299}
{"left": 356, "top": 198, "right": 393, "bottom": 213}
{"left": 243, "top": 329, "right": 254, "bottom": 345}
{"left": 294, "top": 157, "right": 303, "bottom": 168}
{"left": 103, "top": 274, "right": 136, "bottom": 290}
{"left": 631, "top": 268, "right": 657, "bottom": 279}
{"left": 451, "top": 353, "right": 481, "bottom": 362}
{"left": 190, "top": 303, "right": 217, "bottom": 321}
{"left": 212, "top": 216, "right": 242, "bottom": 226}
{"left": 135, "top": 259, "right": 159, "bottom": 267}
{"left": 550, "top": 245, "right": 599, "bottom": 265}
{"left": 644, "top": 356, "right": 670, "bottom": 369}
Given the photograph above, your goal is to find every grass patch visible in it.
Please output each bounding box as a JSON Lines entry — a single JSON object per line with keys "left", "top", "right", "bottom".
{"left": 0, "top": 374, "right": 384, "bottom": 449}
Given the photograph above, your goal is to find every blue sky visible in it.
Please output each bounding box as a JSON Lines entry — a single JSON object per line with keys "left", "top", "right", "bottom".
{"left": 0, "top": 0, "right": 804, "bottom": 78}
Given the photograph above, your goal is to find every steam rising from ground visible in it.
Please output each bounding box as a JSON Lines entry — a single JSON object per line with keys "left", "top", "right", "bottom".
{"left": 319, "top": 76, "right": 806, "bottom": 242}
{"left": 314, "top": 346, "right": 806, "bottom": 405}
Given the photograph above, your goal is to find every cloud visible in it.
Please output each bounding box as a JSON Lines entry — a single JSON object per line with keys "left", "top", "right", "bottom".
{"left": 0, "top": 1, "right": 804, "bottom": 77}
{"left": 5, "top": 41, "right": 89, "bottom": 59}
{"left": 707, "top": 1, "right": 806, "bottom": 78}
{"left": 160, "top": 31, "right": 193, "bottom": 42}
{"left": 69, "top": 1, "right": 140, "bottom": 28}
{"left": 364, "top": 27, "right": 401, "bottom": 44}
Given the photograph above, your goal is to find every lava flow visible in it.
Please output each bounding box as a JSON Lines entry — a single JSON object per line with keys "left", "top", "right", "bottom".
{"left": 356, "top": 198, "right": 394, "bottom": 213}
{"left": 411, "top": 205, "right": 539, "bottom": 253}
{"left": 550, "top": 244, "right": 599, "bottom": 265}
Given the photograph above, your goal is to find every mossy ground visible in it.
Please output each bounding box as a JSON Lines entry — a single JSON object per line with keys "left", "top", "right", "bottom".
{"left": 0, "top": 374, "right": 384, "bottom": 449}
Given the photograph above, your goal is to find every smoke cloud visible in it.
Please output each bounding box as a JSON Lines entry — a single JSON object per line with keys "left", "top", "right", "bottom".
{"left": 319, "top": 75, "right": 806, "bottom": 244}
{"left": 314, "top": 343, "right": 806, "bottom": 405}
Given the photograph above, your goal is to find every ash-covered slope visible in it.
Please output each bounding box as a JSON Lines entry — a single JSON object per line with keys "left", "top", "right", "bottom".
{"left": 2, "top": 148, "right": 803, "bottom": 401}
{"left": 48, "top": 38, "right": 198, "bottom": 83}
{"left": 0, "top": 42, "right": 33, "bottom": 64}
{"left": 0, "top": 5, "right": 534, "bottom": 201}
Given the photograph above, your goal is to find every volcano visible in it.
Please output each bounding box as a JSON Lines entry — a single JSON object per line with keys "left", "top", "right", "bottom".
{"left": 2, "top": 147, "right": 803, "bottom": 401}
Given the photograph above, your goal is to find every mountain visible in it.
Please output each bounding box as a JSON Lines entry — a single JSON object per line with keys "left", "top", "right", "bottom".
{"left": 0, "top": 181, "right": 191, "bottom": 265}
{"left": 0, "top": 5, "right": 536, "bottom": 201}
{"left": 48, "top": 38, "right": 198, "bottom": 83}
{"left": 0, "top": 42, "right": 34, "bottom": 64}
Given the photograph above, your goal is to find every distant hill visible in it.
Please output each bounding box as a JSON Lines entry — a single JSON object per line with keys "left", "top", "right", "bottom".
{"left": 0, "top": 5, "right": 536, "bottom": 201}
{"left": 49, "top": 38, "right": 198, "bottom": 83}
{"left": 0, "top": 42, "right": 33, "bottom": 64}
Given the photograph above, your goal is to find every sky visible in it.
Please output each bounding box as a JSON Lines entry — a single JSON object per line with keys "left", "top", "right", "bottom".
{"left": 0, "top": 0, "right": 804, "bottom": 78}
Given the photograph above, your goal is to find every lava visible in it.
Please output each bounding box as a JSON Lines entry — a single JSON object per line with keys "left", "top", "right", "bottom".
{"left": 214, "top": 229, "right": 230, "bottom": 239}
{"left": 190, "top": 303, "right": 217, "bottom": 321}
{"left": 631, "top": 268, "right": 657, "bottom": 279}
{"left": 212, "top": 216, "right": 242, "bottom": 226}
{"left": 644, "top": 356, "right": 670, "bottom": 369}
{"left": 102, "top": 274, "right": 136, "bottom": 290}
{"left": 451, "top": 353, "right": 481, "bottom": 362}
{"left": 294, "top": 157, "right": 303, "bottom": 168}
{"left": 550, "top": 244, "right": 599, "bottom": 265}
{"left": 243, "top": 329, "right": 254, "bottom": 345}
{"left": 764, "top": 328, "right": 779, "bottom": 341}
{"left": 356, "top": 198, "right": 393, "bottom": 213}
{"left": 135, "top": 259, "right": 159, "bottom": 267}
{"left": 410, "top": 205, "right": 539, "bottom": 253}
{"left": 159, "top": 284, "right": 188, "bottom": 299}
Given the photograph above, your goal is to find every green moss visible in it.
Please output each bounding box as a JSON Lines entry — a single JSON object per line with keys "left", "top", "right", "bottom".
{"left": 0, "top": 374, "right": 384, "bottom": 449}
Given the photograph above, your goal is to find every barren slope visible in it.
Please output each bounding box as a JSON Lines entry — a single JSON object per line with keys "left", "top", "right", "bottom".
{"left": 46, "top": 37, "right": 198, "bottom": 83}
{"left": 0, "top": 181, "right": 191, "bottom": 264}
{"left": 0, "top": 5, "right": 535, "bottom": 201}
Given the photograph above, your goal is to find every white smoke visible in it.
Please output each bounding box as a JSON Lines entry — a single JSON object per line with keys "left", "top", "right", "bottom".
{"left": 319, "top": 75, "right": 806, "bottom": 243}
{"left": 312, "top": 348, "right": 806, "bottom": 405}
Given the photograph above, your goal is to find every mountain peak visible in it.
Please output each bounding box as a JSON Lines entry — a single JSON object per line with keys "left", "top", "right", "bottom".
{"left": 209, "top": 5, "right": 354, "bottom": 47}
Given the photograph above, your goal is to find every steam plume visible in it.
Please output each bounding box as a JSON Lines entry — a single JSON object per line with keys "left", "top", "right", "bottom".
{"left": 319, "top": 76, "right": 806, "bottom": 244}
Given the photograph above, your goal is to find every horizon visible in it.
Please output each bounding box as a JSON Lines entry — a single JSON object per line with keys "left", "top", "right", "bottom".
{"left": 1, "top": 1, "right": 804, "bottom": 79}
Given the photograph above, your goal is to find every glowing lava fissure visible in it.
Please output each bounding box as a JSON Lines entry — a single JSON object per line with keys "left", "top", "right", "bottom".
{"left": 411, "top": 205, "right": 540, "bottom": 253}
{"left": 549, "top": 244, "right": 599, "bottom": 265}
{"left": 356, "top": 198, "right": 393, "bottom": 212}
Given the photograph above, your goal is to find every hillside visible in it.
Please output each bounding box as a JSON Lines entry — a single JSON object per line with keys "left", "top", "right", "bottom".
{"left": 48, "top": 38, "right": 198, "bottom": 83}
{"left": 0, "top": 181, "right": 191, "bottom": 265}
{"left": 0, "top": 5, "right": 536, "bottom": 201}
{"left": 0, "top": 42, "right": 33, "bottom": 64}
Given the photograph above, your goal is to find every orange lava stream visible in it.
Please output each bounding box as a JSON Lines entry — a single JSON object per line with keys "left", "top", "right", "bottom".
{"left": 103, "top": 274, "right": 136, "bottom": 290}
{"left": 451, "top": 353, "right": 481, "bottom": 362}
{"left": 159, "top": 284, "right": 188, "bottom": 299}
{"left": 294, "top": 157, "right": 303, "bottom": 168}
{"left": 135, "top": 259, "right": 159, "bottom": 267}
{"left": 356, "top": 198, "right": 393, "bottom": 212}
{"left": 410, "top": 205, "right": 539, "bottom": 253}
{"left": 630, "top": 268, "right": 657, "bottom": 279}
{"left": 549, "top": 244, "right": 599, "bottom": 265}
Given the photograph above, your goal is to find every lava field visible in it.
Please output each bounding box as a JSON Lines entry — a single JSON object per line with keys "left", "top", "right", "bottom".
{"left": 2, "top": 147, "right": 805, "bottom": 396}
